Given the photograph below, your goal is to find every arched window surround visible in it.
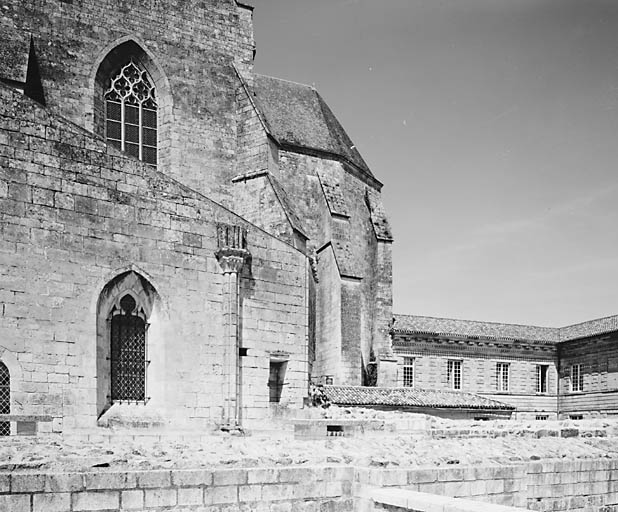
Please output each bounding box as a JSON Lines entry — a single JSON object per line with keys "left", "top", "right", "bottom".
{"left": 95, "top": 270, "right": 162, "bottom": 417}
{"left": 88, "top": 38, "right": 172, "bottom": 171}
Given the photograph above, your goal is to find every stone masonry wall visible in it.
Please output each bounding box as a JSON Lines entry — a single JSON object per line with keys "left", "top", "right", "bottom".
{"left": 393, "top": 337, "right": 559, "bottom": 417}
{"left": 356, "top": 459, "right": 618, "bottom": 512}
{"left": 0, "top": 84, "right": 308, "bottom": 430}
{"left": 2, "top": 0, "right": 255, "bottom": 206}
{"left": 559, "top": 332, "right": 618, "bottom": 416}
{"left": 275, "top": 151, "right": 392, "bottom": 386}
{"left": 3, "top": 459, "right": 618, "bottom": 512}
{"left": 0, "top": 466, "right": 354, "bottom": 512}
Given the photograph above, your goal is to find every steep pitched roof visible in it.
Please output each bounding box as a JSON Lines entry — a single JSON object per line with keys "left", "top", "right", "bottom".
{"left": 323, "top": 385, "right": 514, "bottom": 410}
{"left": 251, "top": 75, "right": 375, "bottom": 182}
{"left": 393, "top": 313, "right": 618, "bottom": 344}
{"left": 393, "top": 314, "right": 558, "bottom": 343}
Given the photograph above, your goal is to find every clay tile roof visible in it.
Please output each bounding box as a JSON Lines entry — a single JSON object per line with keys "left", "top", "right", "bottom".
{"left": 323, "top": 385, "right": 514, "bottom": 410}
{"left": 252, "top": 75, "right": 374, "bottom": 180}
{"left": 559, "top": 315, "right": 618, "bottom": 341}
{"left": 393, "top": 314, "right": 559, "bottom": 343}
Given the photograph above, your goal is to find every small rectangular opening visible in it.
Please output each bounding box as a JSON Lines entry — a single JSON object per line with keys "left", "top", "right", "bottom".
{"left": 268, "top": 361, "right": 287, "bottom": 403}
{"left": 16, "top": 421, "right": 36, "bottom": 436}
{"left": 535, "top": 415, "right": 549, "bottom": 421}
{"left": 569, "top": 414, "right": 584, "bottom": 420}
{"left": 327, "top": 425, "right": 344, "bottom": 436}
{"left": 239, "top": 348, "right": 248, "bottom": 357}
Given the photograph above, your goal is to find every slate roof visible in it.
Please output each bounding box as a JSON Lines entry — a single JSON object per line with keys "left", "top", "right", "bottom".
{"left": 323, "top": 385, "right": 514, "bottom": 410}
{"left": 252, "top": 75, "right": 375, "bottom": 181}
{"left": 393, "top": 314, "right": 618, "bottom": 344}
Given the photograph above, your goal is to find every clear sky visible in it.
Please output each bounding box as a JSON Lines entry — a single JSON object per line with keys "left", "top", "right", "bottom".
{"left": 250, "top": 0, "right": 618, "bottom": 327}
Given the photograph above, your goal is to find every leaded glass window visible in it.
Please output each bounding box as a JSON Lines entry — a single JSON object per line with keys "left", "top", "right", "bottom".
{"left": 110, "top": 294, "right": 146, "bottom": 401}
{"left": 105, "top": 60, "right": 157, "bottom": 165}
{"left": 0, "top": 363, "right": 9, "bottom": 436}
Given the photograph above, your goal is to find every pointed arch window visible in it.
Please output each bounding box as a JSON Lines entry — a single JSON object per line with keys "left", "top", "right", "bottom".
{"left": 105, "top": 60, "right": 158, "bottom": 165}
{"left": 110, "top": 294, "right": 147, "bottom": 401}
{"left": 0, "top": 362, "right": 9, "bottom": 436}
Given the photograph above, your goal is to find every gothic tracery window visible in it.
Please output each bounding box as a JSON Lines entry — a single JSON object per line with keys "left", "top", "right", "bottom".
{"left": 0, "top": 362, "right": 10, "bottom": 436}
{"left": 110, "top": 294, "right": 147, "bottom": 402}
{"left": 105, "top": 60, "right": 158, "bottom": 165}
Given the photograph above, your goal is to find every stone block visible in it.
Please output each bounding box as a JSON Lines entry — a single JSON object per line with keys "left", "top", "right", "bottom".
{"left": 84, "top": 472, "right": 136, "bottom": 490}
{"left": 178, "top": 487, "right": 203, "bottom": 506}
{"left": 171, "top": 469, "right": 213, "bottom": 487}
{"left": 45, "top": 473, "right": 85, "bottom": 492}
{"left": 204, "top": 485, "right": 238, "bottom": 505}
{"left": 247, "top": 468, "right": 279, "bottom": 484}
{"left": 238, "top": 484, "right": 262, "bottom": 502}
{"left": 213, "top": 469, "right": 248, "bottom": 486}
{"left": 0, "top": 494, "right": 31, "bottom": 512}
{"left": 73, "top": 491, "right": 120, "bottom": 511}
{"left": 11, "top": 473, "right": 46, "bottom": 493}
{"left": 136, "top": 470, "right": 171, "bottom": 488}
{"left": 120, "top": 490, "right": 144, "bottom": 510}
{"left": 33, "top": 492, "right": 70, "bottom": 512}
{"left": 144, "top": 488, "right": 177, "bottom": 508}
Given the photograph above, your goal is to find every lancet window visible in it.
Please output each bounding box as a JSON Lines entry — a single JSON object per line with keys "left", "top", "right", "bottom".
{"left": 105, "top": 60, "right": 158, "bottom": 165}
{"left": 0, "top": 363, "right": 9, "bottom": 436}
{"left": 110, "top": 294, "right": 147, "bottom": 402}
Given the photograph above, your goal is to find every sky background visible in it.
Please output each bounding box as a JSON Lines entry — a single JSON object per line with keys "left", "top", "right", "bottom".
{"left": 250, "top": 0, "right": 618, "bottom": 327}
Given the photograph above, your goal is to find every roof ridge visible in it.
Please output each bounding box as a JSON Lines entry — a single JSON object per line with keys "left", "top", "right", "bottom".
{"left": 254, "top": 73, "right": 315, "bottom": 90}
{"left": 393, "top": 313, "right": 555, "bottom": 331}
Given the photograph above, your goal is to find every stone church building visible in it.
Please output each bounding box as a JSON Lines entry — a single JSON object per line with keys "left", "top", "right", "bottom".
{"left": 0, "top": 0, "right": 394, "bottom": 433}
{"left": 0, "top": 0, "right": 617, "bottom": 434}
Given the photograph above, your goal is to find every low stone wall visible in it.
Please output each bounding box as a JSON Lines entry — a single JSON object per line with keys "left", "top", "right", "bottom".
{"left": 2, "top": 459, "right": 618, "bottom": 512}
{"left": 0, "top": 466, "right": 354, "bottom": 511}
{"left": 356, "top": 459, "right": 618, "bottom": 512}
{"left": 371, "top": 488, "right": 528, "bottom": 512}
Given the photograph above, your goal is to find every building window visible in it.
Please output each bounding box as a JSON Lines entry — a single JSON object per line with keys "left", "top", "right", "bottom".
{"left": 105, "top": 59, "right": 158, "bottom": 165}
{"left": 110, "top": 294, "right": 147, "bottom": 402}
{"left": 268, "top": 361, "right": 287, "bottom": 403}
{"left": 447, "top": 360, "right": 462, "bottom": 390}
{"left": 536, "top": 365, "right": 549, "bottom": 394}
{"left": 535, "top": 415, "right": 549, "bottom": 421}
{"left": 571, "top": 364, "right": 583, "bottom": 392}
{"left": 402, "top": 357, "right": 414, "bottom": 387}
{"left": 496, "top": 362, "right": 509, "bottom": 392}
{"left": 0, "top": 362, "right": 9, "bottom": 436}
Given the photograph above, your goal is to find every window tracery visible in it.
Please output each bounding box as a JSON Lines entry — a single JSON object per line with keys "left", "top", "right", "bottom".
{"left": 105, "top": 60, "right": 158, "bottom": 165}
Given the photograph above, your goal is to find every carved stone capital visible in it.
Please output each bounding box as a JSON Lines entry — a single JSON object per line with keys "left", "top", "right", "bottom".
{"left": 216, "top": 247, "right": 250, "bottom": 274}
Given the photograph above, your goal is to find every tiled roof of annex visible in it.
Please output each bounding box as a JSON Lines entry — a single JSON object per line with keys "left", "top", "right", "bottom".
{"left": 393, "top": 314, "right": 618, "bottom": 344}
{"left": 251, "top": 74, "right": 376, "bottom": 183}
{"left": 323, "top": 385, "right": 514, "bottom": 410}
